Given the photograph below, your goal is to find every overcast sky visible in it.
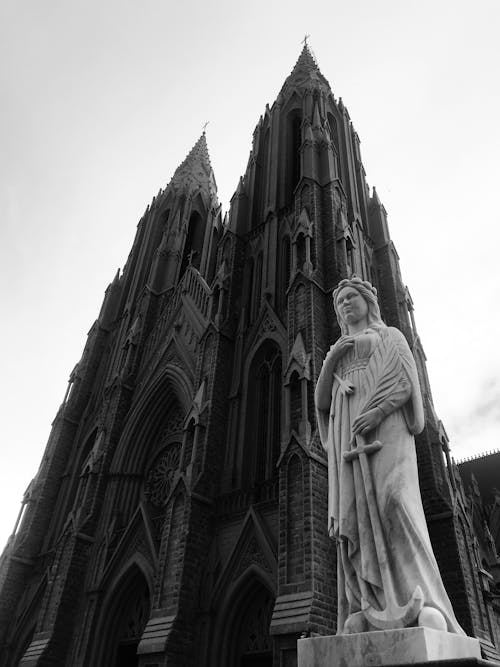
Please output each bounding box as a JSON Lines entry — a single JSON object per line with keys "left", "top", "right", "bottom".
{"left": 1, "top": 0, "right": 499, "bottom": 549}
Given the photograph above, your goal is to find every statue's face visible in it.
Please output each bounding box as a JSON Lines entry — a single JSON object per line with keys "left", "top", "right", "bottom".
{"left": 335, "top": 286, "right": 368, "bottom": 326}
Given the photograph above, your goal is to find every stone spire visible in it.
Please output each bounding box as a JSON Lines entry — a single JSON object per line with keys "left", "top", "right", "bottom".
{"left": 281, "top": 43, "right": 331, "bottom": 92}
{"left": 167, "top": 131, "right": 217, "bottom": 198}
{"left": 291, "top": 43, "right": 321, "bottom": 76}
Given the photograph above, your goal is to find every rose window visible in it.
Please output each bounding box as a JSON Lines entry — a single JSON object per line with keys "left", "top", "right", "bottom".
{"left": 145, "top": 444, "right": 181, "bottom": 507}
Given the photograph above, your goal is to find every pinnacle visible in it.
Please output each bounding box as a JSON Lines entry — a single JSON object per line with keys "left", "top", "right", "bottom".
{"left": 371, "top": 186, "right": 381, "bottom": 204}
{"left": 111, "top": 268, "right": 120, "bottom": 286}
{"left": 180, "top": 132, "right": 212, "bottom": 172}
{"left": 292, "top": 43, "right": 320, "bottom": 75}
{"left": 168, "top": 131, "right": 217, "bottom": 194}
{"left": 283, "top": 42, "right": 330, "bottom": 92}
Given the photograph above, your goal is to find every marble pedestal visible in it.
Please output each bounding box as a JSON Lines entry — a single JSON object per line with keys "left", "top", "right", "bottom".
{"left": 297, "top": 627, "right": 482, "bottom": 667}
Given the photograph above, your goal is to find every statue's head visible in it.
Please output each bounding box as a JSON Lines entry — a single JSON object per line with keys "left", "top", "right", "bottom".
{"left": 332, "top": 276, "right": 384, "bottom": 334}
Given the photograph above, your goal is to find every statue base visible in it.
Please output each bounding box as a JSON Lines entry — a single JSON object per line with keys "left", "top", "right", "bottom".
{"left": 297, "top": 627, "right": 482, "bottom": 666}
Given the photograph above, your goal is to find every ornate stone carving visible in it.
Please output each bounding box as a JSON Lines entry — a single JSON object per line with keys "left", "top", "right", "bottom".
{"left": 260, "top": 312, "right": 277, "bottom": 335}
{"left": 235, "top": 536, "right": 272, "bottom": 580}
{"left": 144, "top": 444, "right": 181, "bottom": 508}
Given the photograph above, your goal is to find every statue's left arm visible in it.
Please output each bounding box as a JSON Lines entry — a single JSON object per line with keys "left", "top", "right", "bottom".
{"left": 387, "top": 327, "right": 425, "bottom": 434}
{"left": 353, "top": 327, "right": 424, "bottom": 436}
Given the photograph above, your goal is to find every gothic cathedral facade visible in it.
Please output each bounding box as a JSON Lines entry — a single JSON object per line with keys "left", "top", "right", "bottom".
{"left": 1, "top": 46, "right": 499, "bottom": 667}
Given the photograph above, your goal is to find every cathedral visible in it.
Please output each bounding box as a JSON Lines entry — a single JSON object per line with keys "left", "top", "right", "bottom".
{"left": 0, "top": 45, "right": 499, "bottom": 667}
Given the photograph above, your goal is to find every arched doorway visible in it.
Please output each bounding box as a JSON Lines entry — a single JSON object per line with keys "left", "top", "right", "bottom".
{"left": 97, "top": 564, "right": 151, "bottom": 667}
{"left": 244, "top": 341, "right": 282, "bottom": 489}
{"left": 225, "top": 578, "right": 274, "bottom": 667}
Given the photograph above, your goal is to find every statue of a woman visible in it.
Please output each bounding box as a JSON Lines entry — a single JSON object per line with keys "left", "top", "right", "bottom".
{"left": 315, "top": 277, "right": 464, "bottom": 635}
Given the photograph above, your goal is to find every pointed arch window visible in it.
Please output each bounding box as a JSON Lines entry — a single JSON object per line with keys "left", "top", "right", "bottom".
{"left": 327, "top": 111, "right": 342, "bottom": 180}
{"left": 245, "top": 257, "right": 254, "bottom": 326}
{"left": 252, "top": 253, "right": 263, "bottom": 321}
{"left": 279, "top": 236, "right": 291, "bottom": 312}
{"left": 212, "top": 285, "right": 221, "bottom": 321}
{"left": 296, "top": 233, "right": 306, "bottom": 272}
{"left": 206, "top": 226, "right": 219, "bottom": 284}
{"left": 346, "top": 237, "right": 355, "bottom": 277}
{"left": 252, "top": 128, "right": 270, "bottom": 228}
{"left": 161, "top": 208, "right": 171, "bottom": 229}
{"left": 246, "top": 342, "right": 282, "bottom": 486}
{"left": 289, "top": 371, "right": 302, "bottom": 433}
{"left": 180, "top": 210, "right": 204, "bottom": 278}
{"left": 285, "top": 110, "right": 302, "bottom": 202}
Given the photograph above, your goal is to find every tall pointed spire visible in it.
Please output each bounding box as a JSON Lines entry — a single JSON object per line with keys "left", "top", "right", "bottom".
{"left": 281, "top": 42, "right": 331, "bottom": 94}
{"left": 168, "top": 131, "right": 217, "bottom": 197}
{"left": 291, "top": 43, "right": 320, "bottom": 77}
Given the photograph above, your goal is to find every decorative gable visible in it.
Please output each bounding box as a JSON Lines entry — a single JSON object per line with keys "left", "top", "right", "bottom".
{"left": 212, "top": 507, "right": 277, "bottom": 606}
{"left": 293, "top": 207, "right": 313, "bottom": 240}
{"left": 245, "top": 301, "right": 286, "bottom": 358}
{"left": 285, "top": 332, "right": 311, "bottom": 382}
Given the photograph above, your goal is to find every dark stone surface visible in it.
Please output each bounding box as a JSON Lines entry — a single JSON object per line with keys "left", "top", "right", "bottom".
{"left": 0, "top": 43, "right": 498, "bottom": 667}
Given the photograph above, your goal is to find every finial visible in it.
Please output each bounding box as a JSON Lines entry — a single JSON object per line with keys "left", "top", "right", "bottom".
{"left": 187, "top": 249, "right": 198, "bottom": 266}
{"left": 302, "top": 34, "right": 310, "bottom": 47}
{"left": 202, "top": 121, "right": 209, "bottom": 133}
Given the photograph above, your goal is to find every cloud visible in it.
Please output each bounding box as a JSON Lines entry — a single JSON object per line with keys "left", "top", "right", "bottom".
{"left": 467, "top": 378, "right": 500, "bottom": 423}
{"left": 445, "top": 374, "right": 500, "bottom": 461}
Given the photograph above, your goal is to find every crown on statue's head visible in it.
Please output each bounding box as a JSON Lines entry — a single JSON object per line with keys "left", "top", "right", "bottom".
{"left": 335, "top": 275, "right": 378, "bottom": 298}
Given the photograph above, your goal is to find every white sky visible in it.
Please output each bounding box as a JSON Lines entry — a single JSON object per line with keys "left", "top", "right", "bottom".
{"left": 1, "top": 0, "right": 499, "bottom": 549}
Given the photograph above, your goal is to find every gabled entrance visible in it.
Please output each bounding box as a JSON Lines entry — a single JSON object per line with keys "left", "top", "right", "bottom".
{"left": 214, "top": 573, "right": 274, "bottom": 667}
{"left": 232, "top": 580, "right": 273, "bottom": 666}
{"left": 95, "top": 563, "right": 151, "bottom": 666}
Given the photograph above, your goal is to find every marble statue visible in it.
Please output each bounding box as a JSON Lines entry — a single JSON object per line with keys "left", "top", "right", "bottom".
{"left": 314, "top": 277, "right": 464, "bottom": 636}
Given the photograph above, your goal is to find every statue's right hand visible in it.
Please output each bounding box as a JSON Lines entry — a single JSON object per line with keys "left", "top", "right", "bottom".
{"left": 324, "top": 336, "right": 354, "bottom": 367}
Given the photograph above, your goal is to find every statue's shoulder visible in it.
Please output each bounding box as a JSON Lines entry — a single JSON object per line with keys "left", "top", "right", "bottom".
{"left": 371, "top": 325, "right": 400, "bottom": 340}
{"left": 385, "top": 326, "right": 406, "bottom": 340}
{"left": 384, "top": 326, "right": 413, "bottom": 354}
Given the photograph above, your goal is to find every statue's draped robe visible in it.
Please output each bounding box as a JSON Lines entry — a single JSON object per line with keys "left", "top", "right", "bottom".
{"left": 316, "top": 326, "right": 464, "bottom": 634}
